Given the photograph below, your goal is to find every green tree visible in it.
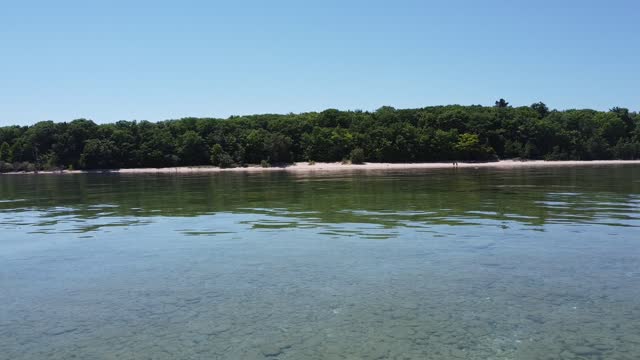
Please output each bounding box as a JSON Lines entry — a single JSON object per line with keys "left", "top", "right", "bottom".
{"left": 455, "top": 133, "right": 484, "bottom": 160}
{"left": 610, "top": 107, "right": 633, "bottom": 130}
{"left": 266, "top": 133, "right": 293, "bottom": 163}
{"left": 523, "top": 141, "right": 538, "bottom": 159}
{"left": 79, "top": 139, "right": 118, "bottom": 169}
{"left": 210, "top": 143, "right": 234, "bottom": 167}
{"left": 217, "top": 153, "right": 235, "bottom": 168}
{"left": 612, "top": 139, "right": 640, "bottom": 160}
{"left": 531, "top": 102, "right": 549, "bottom": 118}
{"left": 504, "top": 139, "right": 524, "bottom": 158}
{"left": 594, "top": 113, "right": 626, "bottom": 145}
{"left": 494, "top": 99, "right": 510, "bottom": 108}
{"left": 0, "top": 142, "right": 11, "bottom": 162}
{"left": 178, "top": 130, "right": 209, "bottom": 165}
{"left": 0, "top": 102, "right": 637, "bottom": 169}
{"left": 350, "top": 147, "right": 365, "bottom": 164}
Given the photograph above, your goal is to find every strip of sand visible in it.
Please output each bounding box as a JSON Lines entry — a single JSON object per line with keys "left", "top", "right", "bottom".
{"left": 3, "top": 160, "right": 640, "bottom": 175}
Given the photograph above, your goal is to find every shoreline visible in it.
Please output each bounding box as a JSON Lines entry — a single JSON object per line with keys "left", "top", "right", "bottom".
{"left": 2, "top": 160, "right": 640, "bottom": 175}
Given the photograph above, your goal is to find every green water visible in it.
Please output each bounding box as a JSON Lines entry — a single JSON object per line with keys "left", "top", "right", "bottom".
{"left": 1, "top": 166, "right": 639, "bottom": 359}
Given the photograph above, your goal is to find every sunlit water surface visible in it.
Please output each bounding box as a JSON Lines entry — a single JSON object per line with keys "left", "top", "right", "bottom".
{"left": 1, "top": 166, "right": 639, "bottom": 359}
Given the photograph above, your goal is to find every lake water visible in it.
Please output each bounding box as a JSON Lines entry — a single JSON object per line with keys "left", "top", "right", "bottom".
{"left": 1, "top": 166, "right": 639, "bottom": 360}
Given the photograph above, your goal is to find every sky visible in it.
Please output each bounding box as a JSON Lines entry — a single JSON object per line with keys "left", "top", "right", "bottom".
{"left": 0, "top": 0, "right": 638, "bottom": 125}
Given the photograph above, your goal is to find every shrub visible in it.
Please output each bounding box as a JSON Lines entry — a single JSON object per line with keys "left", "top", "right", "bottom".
{"left": 210, "top": 144, "right": 223, "bottom": 166}
{"left": 350, "top": 148, "right": 365, "bottom": 164}
{"left": 12, "top": 162, "right": 36, "bottom": 172}
{"left": 612, "top": 140, "right": 640, "bottom": 160}
{"left": 0, "top": 161, "right": 14, "bottom": 173}
{"left": 544, "top": 146, "right": 569, "bottom": 161}
{"left": 217, "top": 153, "right": 236, "bottom": 168}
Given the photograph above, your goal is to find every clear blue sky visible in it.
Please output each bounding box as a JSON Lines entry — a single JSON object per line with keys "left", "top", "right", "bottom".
{"left": 1, "top": 0, "right": 638, "bottom": 125}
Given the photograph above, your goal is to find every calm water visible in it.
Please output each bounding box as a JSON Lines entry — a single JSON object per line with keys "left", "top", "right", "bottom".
{"left": 1, "top": 166, "right": 639, "bottom": 360}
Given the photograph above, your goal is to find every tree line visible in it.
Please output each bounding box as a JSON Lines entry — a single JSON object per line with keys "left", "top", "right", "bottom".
{"left": 1, "top": 101, "right": 639, "bottom": 172}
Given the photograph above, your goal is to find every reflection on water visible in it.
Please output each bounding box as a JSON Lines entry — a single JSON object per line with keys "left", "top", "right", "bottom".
{"left": 1, "top": 166, "right": 640, "bottom": 359}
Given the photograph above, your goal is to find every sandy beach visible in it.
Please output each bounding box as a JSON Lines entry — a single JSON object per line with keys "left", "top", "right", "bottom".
{"left": 3, "top": 160, "right": 640, "bottom": 175}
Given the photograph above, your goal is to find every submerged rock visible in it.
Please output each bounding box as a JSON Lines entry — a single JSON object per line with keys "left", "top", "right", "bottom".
{"left": 260, "top": 343, "right": 292, "bottom": 357}
{"left": 260, "top": 345, "right": 282, "bottom": 357}
{"left": 569, "top": 345, "right": 599, "bottom": 356}
{"left": 44, "top": 327, "right": 78, "bottom": 336}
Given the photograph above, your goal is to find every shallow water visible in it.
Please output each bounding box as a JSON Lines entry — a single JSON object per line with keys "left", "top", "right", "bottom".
{"left": 1, "top": 166, "right": 639, "bottom": 359}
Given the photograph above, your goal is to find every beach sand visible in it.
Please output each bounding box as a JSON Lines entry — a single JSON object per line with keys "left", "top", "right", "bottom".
{"left": 5, "top": 160, "right": 640, "bottom": 175}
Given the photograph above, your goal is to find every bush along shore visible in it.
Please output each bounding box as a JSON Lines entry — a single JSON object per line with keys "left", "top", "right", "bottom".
{"left": 1, "top": 101, "right": 639, "bottom": 173}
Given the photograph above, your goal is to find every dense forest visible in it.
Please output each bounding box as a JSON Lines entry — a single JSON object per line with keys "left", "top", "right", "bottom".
{"left": 1, "top": 100, "right": 639, "bottom": 172}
